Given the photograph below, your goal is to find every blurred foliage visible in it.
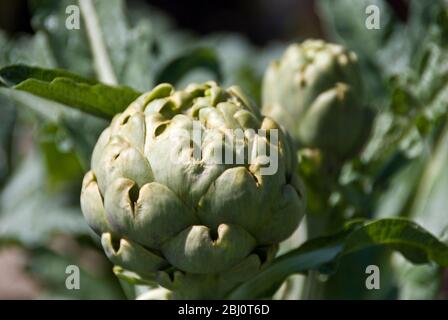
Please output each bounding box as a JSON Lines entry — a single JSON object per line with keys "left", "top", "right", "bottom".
{"left": 314, "top": 0, "right": 448, "bottom": 299}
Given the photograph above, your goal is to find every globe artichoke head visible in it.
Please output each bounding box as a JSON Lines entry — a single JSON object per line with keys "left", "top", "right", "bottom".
{"left": 80, "top": 82, "right": 306, "bottom": 298}
{"left": 262, "top": 40, "right": 373, "bottom": 162}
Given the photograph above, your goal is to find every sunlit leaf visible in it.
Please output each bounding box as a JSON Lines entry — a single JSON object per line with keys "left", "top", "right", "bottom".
{"left": 229, "top": 218, "right": 448, "bottom": 299}
{"left": 0, "top": 65, "right": 141, "bottom": 119}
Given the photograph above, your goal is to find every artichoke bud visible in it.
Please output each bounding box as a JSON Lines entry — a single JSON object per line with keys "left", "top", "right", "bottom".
{"left": 80, "top": 82, "right": 306, "bottom": 298}
{"left": 262, "top": 40, "right": 373, "bottom": 162}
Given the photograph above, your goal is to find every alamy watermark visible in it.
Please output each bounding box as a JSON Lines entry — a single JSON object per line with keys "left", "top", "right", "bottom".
{"left": 365, "top": 5, "right": 380, "bottom": 30}
{"left": 65, "top": 265, "right": 80, "bottom": 290}
{"left": 365, "top": 265, "right": 380, "bottom": 290}
{"left": 167, "top": 120, "right": 279, "bottom": 176}
{"left": 65, "top": 5, "right": 80, "bottom": 30}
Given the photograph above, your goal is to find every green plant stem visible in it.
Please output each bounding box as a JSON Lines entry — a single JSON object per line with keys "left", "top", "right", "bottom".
{"left": 118, "top": 279, "right": 137, "bottom": 300}
{"left": 78, "top": 0, "right": 117, "bottom": 85}
{"left": 301, "top": 213, "right": 331, "bottom": 299}
{"left": 300, "top": 161, "right": 341, "bottom": 299}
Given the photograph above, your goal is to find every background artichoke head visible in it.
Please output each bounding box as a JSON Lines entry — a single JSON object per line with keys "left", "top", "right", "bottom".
{"left": 262, "top": 40, "right": 374, "bottom": 163}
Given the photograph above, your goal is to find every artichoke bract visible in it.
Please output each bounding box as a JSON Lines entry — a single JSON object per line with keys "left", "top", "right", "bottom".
{"left": 262, "top": 40, "right": 373, "bottom": 162}
{"left": 81, "top": 82, "right": 305, "bottom": 299}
